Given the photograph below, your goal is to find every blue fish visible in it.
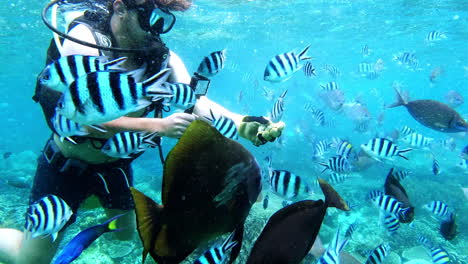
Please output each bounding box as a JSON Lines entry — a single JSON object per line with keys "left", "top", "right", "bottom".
{"left": 54, "top": 214, "right": 124, "bottom": 264}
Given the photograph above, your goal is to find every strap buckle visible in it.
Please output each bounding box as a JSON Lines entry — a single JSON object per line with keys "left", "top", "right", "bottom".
{"left": 43, "top": 139, "right": 60, "bottom": 164}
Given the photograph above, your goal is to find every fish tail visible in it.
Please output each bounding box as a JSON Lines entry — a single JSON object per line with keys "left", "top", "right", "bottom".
{"left": 319, "top": 163, "right": 329, "bottom": 173}
{"left": 143, "top": 68, "right": 173, "bottom": 98}
{"left": 142, "top": 131, "right": 160, "bottom": 147}
{"left": 298, "top": 45, "right": 312, "bottom": 61}
{"left": 221, "top": 231, "right": 238, "bottom": 253}
{"left": 130, "top": 187, "right": 165, "bottom": 264}
{"left": 397, "top": 148, "right": 413, "bottom": 160}
{"left": 104, "top": 213, "right": 127, "bottom": 232}
{"left": 318, "top": 178, "right": 350, "bottom": 211}
{"left": 387, "top": 87, "right": 408, "bottom": 108}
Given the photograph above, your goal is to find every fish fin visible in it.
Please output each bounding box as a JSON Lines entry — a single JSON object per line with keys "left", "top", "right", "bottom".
{"left": 102, "top": 56, "right": 127, "bottom": 71}
{"left": 104, "top": 213, "right": 127, "bottom": 232}
{"left": 318, "top": 178, "right": 349, "bottom": 211}
{"left": 222, "top": 231, "right": 238, "bottom": 254}
{"left": 130, "top": 187, "right": 167, "bottom": 262}
{"left": 64, "top": 137, "right": 77, "bottom": 144}
{"left": 142, "top": 131, "right": 160, "bottom": 147}
{"left": 279, "top": 89, "right": 288, "bottom": 99}
{"left": 143, "top": 68, "right": 172, "bottom": 97}
{"left": 387, "top": 87, "right": 408, "bottom": 108}
{"left": 397, "top": 148, "right": 413, "bottom": 160}
{"left": 319, "top": 163, "right": 329, "bottom": 173}
{"left": 88, "top": 124, "right": 107, "bottom": 133}
{"left": 227, "top": 226, "right": 244, "bottom": 264}
{"left": 51, "top": 232, "right": 58, "bottom": 242}
{"left": 298, "top": 45, "right": 312, "bottom": 61}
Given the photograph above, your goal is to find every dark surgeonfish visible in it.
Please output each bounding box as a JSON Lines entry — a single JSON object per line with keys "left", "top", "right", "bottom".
{"left": 387, "top": 87, "right": 468, "bottom": 133}
{"left": 131, "top": 120, "right": 261, "bottom": 264}
{"left": 384, "top": 168, "right": 414, "bottom": 223}
{"left": 440, "top": 212, "right": 458, "bottom": 240}
{"left": 246, "top": 179, "right": 349, "bottom": 264}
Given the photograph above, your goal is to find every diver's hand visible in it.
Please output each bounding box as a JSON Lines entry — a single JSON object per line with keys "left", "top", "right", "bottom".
{"left": 238, "top": 116, "right": 285, "bottom": 146}
{"left": 159, "top": 113, "right": 198, "bottom": 138}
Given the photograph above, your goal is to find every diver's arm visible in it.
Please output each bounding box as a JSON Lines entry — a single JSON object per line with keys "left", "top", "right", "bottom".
{"left": 193, "top": 96, "right": 244, "bottom": 126}
{"left": 167, "top": 50, "right": 191, "bottom": 83}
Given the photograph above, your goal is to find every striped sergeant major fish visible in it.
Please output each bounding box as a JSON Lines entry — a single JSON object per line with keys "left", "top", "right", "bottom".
{"left": 302, "top": 61, "right": 316, "bottom": 77}
{"left": 320, "top": 156, "right": 352, "bottom": 174}
{"left": 427, "top": 246, "right": 450, "bottom": 264}
{"left": 335, "top": 140, "right": 354, "bottom": 159}
{"left": 382, "top": 213, "right": 400, "bottom": 233}
{"left": 401, "top": 132, "right": 434, "bottom": 148}
{"left": 313, "top": 140, "right": 331, "bottom": 158}
{"left": 391, "top": 170, "right": 410, "bottom": 181}
{"left": 361, "top": 44, "right": 370, "bottom": 57}
{"left": 264, "top": 45, "right": 312, "bottom": 82}
{"left": 426, "top": 31, "right": 446, "bottom": 42}
{"left": 432, "top": 158, "right": 440, "bottom": 176}
{"left": 51, "top": 113, "right": 93, "bottom": 144}
{"left": 423, "top": 201, "right": 450, "bottom": 218}
{"left": 164, "top": 83, "right": 196, "bottom": 110}
{"left": 358, "top": 62, "right": 374, "bottom": 74}
{"left": 320, "top": 81, "right": 339, "bottom": 91}
{"left": 366, "top": 71, "right": 379, "bottom": 80}
{"left": 194, "top": 232, "right": 237, "bottom": 264}
{"left": 360, "top": 138, "right": 413, "bottom": 162}
{"left": 305, "top": 106, "right": 325, "bottom": 126}
{"left": 365, "top": 244, "right": 390, "bottom": 264}
{"left": 54, "top": 214, "right": 124, "bottom": 264}
{"left": 317, "top": 227, "right": 348, "bottom": 264}
{"left": 206, "top": 109, "right": 238, "bottom": 140}
{"left": 372, "top": 194, "right": 409, "bottom": 218}
{"left": 328, "top": 173, "right": 348, "bottom": 185}
{"left": 269, "top": 169, "right": 311, "bottom": 200}
{"left": 368, "top": 190, "right": 384, "bottom": 201}
{"left": 38, "top": 55, "right": 127, "bottom": 92}
{"left": 24, "top": 195, "right": 73, "bottom": 242}
{"left": 269, "top": 89, "right": 288, "bottom": 123}
{"left": 57, "top": 69, "right": 172, "bottom": 125}
{"left": 394, "top": 52, "right": 419, "bottom": 68}
{"left": 344, "top": 221, "right": 358, "bottom": 240}
{"left": 399, "top": 125, "right": 416, "bottom": 137}
{"left": 323, "top": 64, "right": 341, "bottom": 78}
{"left": 101, "top": 131, "right": 158, "bottom": 158}
{"left": 197, "top": 49, "right": 227, "bottom": 77}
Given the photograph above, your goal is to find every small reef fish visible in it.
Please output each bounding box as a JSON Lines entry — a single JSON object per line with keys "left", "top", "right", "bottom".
{"left": 246, "top": 179, "right": 349, "bottom": 264}
{"left": 101, "top": 131, "right": 158, "bottom": 158}
{"left": 384, "top": 168, "right": 414, "bottom": 223}
{"left": 323, "top": 64, "right": 341, "bottom": 79}
{"left": 440, "top": 212, "right": 457, "bottom": 241}
{"left": 316, "top": 227, "right": 348, "bottom": 264}
{"left": 388, "top": 87, "right": 468, "bottom": 133}
{"left": 302, "top": 61, "right": 316, "bottom": 77}
{"left": 401, "top": 132, "right": 434, "bottom": 148}
{"left": 264, "top": 45, "right": 312, "bottom": 82}
{"left": 51, "top": 113, "right": 104, "bottom": 144}
{"left": 365, "top": 244, "right": 390, "bottom": 264}
{"left": 269, "top": 170, "right": 311, "bottom": 200}
{"left": 382, "top": 213, "right": 400, "bottom": 233}
{"left": 372, "top": 195, "right": 409, "bottom": 219}
{"left": 426, "top": 31, "right": 447, "bottom": 42}
{"left": 429, "top": 66, "right": 443, "bottom": 83}
{"left": 444, "top": 90, "right": 464, "bottom": 108}
{"left": 206, "top": 109, "right": 239, "bottom": 140}
{"left": 344, "top": 221, "right": 358, "bottom": 240}
{"left": 54, "top": 214, "right": 124, "bottom": 264}
{"left": 194, "top": 232, "right": 237, "bottom": 264}
{"left": 391, "top": 170, "right": 410, "bottom": 181}
{"left": 432, "top": 158, "right": 440, "bottom": 176}
{"left": 368, "top": 190, "right": 384, "bottom": 201}
{"left": 360, "top": 138, "right": 412, "bottom": 162}
{"left": 57, "top": 69, "right": 172, "bottom": 125}
{"left": 320, "top": 81, "right": 339, "bottom": 91}
{"left": 270, "top": 90, "right": 287, "bottom": 123}
{"left": 427, "top": 246, "right": 450, "bottom": 264}
{"left": 38, "top": 55, "right": 126, "bottom": 92}
{"left": 320, "top": 156, "right": 352, "bottom": 174}
{"left": 197, "top": 50, "right": 227, "bottom": 77}
{"left": 423, "top": 201, "right": 450, "bottom": 218}
{"left": 399, "top": 125, "right": 416, "bottom": 137}
{"left": 164, "top": 83, "right": 196, "bottom": 110}
{"left": 25, "top": 195, "right": 73, "bottom": 242}
{"left": 394, "top": 52, "right": 418, "bottom": 68}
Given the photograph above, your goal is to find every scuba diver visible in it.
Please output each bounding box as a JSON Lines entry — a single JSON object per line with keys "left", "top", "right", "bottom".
{"left": 0, "top": 0, "right": 285, "bottom": 263}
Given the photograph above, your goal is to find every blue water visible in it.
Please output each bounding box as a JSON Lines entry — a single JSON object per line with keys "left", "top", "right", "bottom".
{"left": 0, "top": 0, "right": 467, "bottom": 263}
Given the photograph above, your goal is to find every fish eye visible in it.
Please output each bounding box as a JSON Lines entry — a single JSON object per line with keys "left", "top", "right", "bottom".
{"left": 57, "top": 102, "right": 64, "bottom": 109}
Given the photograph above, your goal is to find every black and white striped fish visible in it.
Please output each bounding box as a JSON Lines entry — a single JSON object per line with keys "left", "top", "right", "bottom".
{"left": 320, "top": 81, "right": 339, "bottom": 91}
{"left": 358, "top": 62, "right": 374, "bottom": 74}
{"left": 24, "top": 195, "right": 73, "bottom": 242}
{"left": 308, "top": 107, "right": 326, "bottom": 126}
{"left": 335, "top": 140, "right": 354, "bottom": 159}
{"left": 382, "top": 213, "right": 400, "bottom": 233}
{"left": 345, "top": 221, "right": 358, "bottom": 240}
{"left": 207, "top": 110, "right": 239, "bottom": 140}
{"left": 395, "top": 52, "right": 419, "bottom": 68}
{"left": 269, "top": 90, "right": 287, "bottom": 123}
{"left": 423, "top": 201, "right": 450, "bottom": 217}
{"left": 427, "top": 246, "right": 450, "bottom": 264}
{"left": 426, "top": 31, "right": 446, "bottom": 42}
{"left": 303, "top": 61, "right": 316, "bottom": 77}
{"left": 317, "top": 228, "right": 348, "bottom": 264}
{"left": 432, "top": 158, "right": 440, "bottom": 175}
{"left": 417, "top": 236, "right": 432, "bottom": 247}
{"left": 197, "top": 50, "right": 226, "bottom": 77}
{"left": 328, "top": 173, "right": 348, "bottom": 184}
{"left": 365, "top": 244, "right": 390, "bottom": 264}
{"left": 401, "top": 133, "right": 434, "bottom": 148}
{"left": 372, "top": 194, "right": 409, "bottom": 217}
{"left": 57, "top": 69, "right": 172, "bottom": 125}
{"left": 361, "top": 44, "right": 370, "bottom": 57}
{"left": 269, "top": 170, "right": 311, "bottom": 200}
{"left": 399, "top": 125, "right": 416, "bottom": 136}
{"left": 38, "top": 55, "right": 126, "bottom": 92}
{"left": 51, "top": 113, "right": 89, "bottom": 143}
{"left": 368, "top": 190, "right": 384, "bottom": 200}
{"left": 320, "top": 156, "right": 351, "bottom": 173}
{"left": 323, "top": 64, "right": 341, "bottom": 78}
{"left": 264, "top": 45, "right": 312, "bottom": 82}
{"left": 164, "top": 83, "right": 196, "bottom": 110}
{"left": 366, "top": 71, "right": 379, "bottom": 80}
{"left": 101, "top": 131, "right": 158, "bottom": 158}
{"left": 360, "top": 138, "right": 413, "bottom": 162}
{"left": 391, "top": 170, "right": 410, "bottom": 181}
{"left": 194, "top": 232, "right": 237, "bottom": 264}
{"left": 314, "top": 140, "right": 331, "bottom": 158}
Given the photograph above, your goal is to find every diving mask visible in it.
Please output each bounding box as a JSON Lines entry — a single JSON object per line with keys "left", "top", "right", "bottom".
{"left": 125, "top": 0, "right": 176, "bottom": 35}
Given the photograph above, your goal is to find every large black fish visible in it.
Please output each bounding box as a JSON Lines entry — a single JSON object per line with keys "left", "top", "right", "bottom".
{"left": 388, "top": 87, "right": 468, "bottom": 133}
{"left": 440, "top": 213, "right": 458, "bottom": 240}
{"left": 384, "top": 168, "right": 414, "bottom": 223}
{"left": 131, "top": 120, "right": 261, "bottom": 264}
{"left": 246, "top": 179, "right": 349, "bottom": 264}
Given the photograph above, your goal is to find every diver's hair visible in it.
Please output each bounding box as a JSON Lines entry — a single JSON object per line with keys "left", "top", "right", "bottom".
{"left": 111, "top": 0, "right": 192, "bottom": 11}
